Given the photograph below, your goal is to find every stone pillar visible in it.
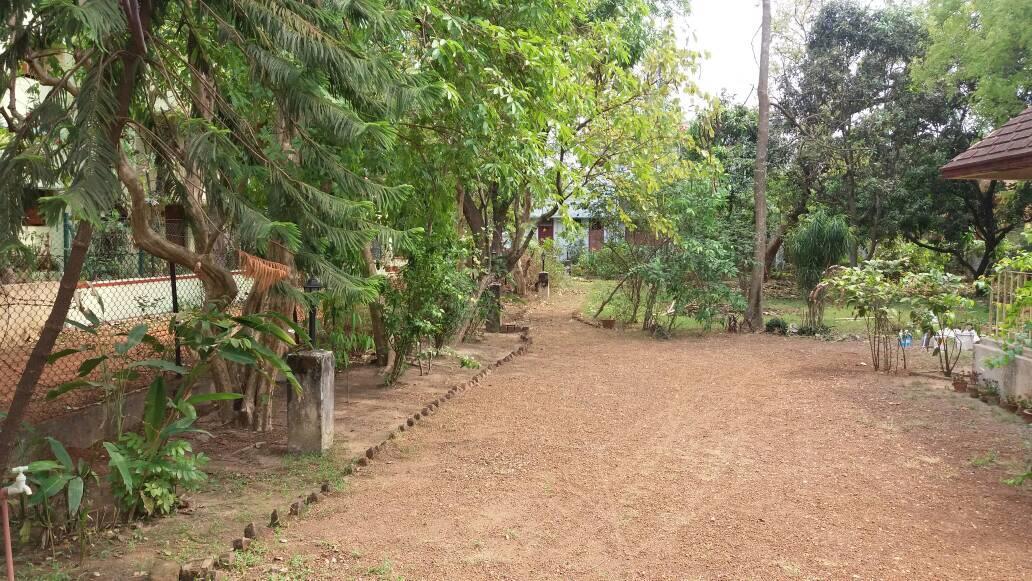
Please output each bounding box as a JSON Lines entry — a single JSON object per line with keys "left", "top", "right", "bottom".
{"left": 286, "top": 350, "right": 335, "bottom": 454}
{"left": 486, "top": 282, "right": 502, "bottom": 332}
{"left": 537, "top": 271, "right": 550, "bottom": 300}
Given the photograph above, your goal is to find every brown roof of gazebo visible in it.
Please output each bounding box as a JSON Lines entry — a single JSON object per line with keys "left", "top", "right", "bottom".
{"left": 941, "top": 106, "right": 1032, "bottom": 180}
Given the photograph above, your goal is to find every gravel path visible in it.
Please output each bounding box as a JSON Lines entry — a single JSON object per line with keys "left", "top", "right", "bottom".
{"left": 258, "top": 289, "right": 1032, "bottom": 580}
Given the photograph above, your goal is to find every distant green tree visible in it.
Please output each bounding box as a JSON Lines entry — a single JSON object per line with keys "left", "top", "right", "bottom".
{"left": 918, "top": 0, "right": 1032, "bottom": 127}
{"left": 785, "top": 210, "right": 851, "bottom": 294}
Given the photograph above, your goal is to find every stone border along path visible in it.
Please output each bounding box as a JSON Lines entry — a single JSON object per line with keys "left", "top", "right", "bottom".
{"left": 149, "top": 325, "right": 532, "bottom": 581}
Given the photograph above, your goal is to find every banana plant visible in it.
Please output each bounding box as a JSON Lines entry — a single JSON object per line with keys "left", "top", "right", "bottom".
{"left": 20, "top": 437, "right": 96, "bottom": 550}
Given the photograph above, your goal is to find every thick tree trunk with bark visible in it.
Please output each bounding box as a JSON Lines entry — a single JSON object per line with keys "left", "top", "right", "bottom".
{"left": 448, "top": 274, "right": 495, "bottom": 345}
{"left": 0, "top": 223, "right": 92, "bottom": 470}
{"left": 745, "top": 0, "right": 772, "bottom": 332}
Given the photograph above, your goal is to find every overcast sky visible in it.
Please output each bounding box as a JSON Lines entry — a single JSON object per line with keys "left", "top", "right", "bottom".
{"left": 675, "top": 0, "right": 765, "bottom": 108}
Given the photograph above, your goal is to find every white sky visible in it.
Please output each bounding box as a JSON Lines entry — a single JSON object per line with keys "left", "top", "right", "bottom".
{"left": 675, "top": 0, "right": 765, "bottom": 108}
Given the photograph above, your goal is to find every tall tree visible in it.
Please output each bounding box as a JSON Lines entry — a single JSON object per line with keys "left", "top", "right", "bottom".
{"left": 918, "top": 0, "right": 1032, "bottom": 127}
{"left": 746, "top": 0, "right": 772, "bottom": 331}
{"left": 0, "top": 0, "right": 427, "bottom": 430}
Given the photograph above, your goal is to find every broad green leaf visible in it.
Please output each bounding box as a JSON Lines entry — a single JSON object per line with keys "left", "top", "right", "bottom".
{"left": 67, "top": 476, "right": 84, "bottom": 517}
{"left": 77, "top": 356, "right": 107, "bottom": 377}
{"left": 218, "top": 346, "right": 258, "bottom": 366}
{"left": 143, "top": 377, "right": 167, "bottom": 441}
{"left": 103, "top": 443, "right": 133, "bottom": 490}
{"left": 26, "top": 460, "right": 62, "bottom": 473}
{"left": 185, "top": 392, "right": 243, "bottom": 405}
{"left": 40, "top": 473, "right": 71, "bottom": 498}
{"left": 129, "top": 359, "right": 187, "bottom": 375}
{"left": 46, "top": 379, "right": 102, "bottom": 400}
{"left": 47, "top": 347, "right": 88, "bottom": 364}
{"left": 46, "top": 437, "right": 73, "bottom": 471}
{"left": 116, "top": 324, "right": 149, "bottom": 355}
{"left": 64, "top": 318, "right": 98, "bottom": 334}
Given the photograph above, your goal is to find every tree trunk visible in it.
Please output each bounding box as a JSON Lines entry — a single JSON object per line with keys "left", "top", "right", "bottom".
{"left": 0, "top": 222, "right": 92, "bottom": 470}
{"left": 361, "top": 244, "right": 390, "bottom": 366}
{"left": 594, "top": 274, "right": 630, "bottom": 319}
{"left": 236, "top": 243, "right": 295, "bottom": 431}
{"left": 448, "top": 274, "right": 494, "bottom": 345}
{"left": 745, "top": 0, "right": 771, "bottom": 332}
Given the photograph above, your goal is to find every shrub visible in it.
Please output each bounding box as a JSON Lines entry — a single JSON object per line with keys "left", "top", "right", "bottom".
{"left": 765, "top": 317, "right": 788, "bottom": 335}
{"left": 573, "top": 242, "right": 627, "bottom": 279}
{"left": 103, "top": 380, "right": 230, "bottom": 518}
{"left": 384, "top": 238, "right": 475, "bottom": 383}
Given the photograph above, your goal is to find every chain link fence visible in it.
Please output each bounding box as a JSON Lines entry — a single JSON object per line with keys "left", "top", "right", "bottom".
{"left": 0, "top": 218, "right": 244, "bottom": 422}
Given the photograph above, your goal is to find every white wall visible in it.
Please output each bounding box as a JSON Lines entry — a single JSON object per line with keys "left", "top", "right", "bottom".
{"left": 69, "top": 273, "right": 254, "bottom": 324}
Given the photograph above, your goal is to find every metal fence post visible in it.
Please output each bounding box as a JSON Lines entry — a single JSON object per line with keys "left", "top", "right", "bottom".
{"left": 62, "top": 211, "right": 71, "bottom": 269}
{"left": 169, "top": 260, "right": 182, "bottom": 368}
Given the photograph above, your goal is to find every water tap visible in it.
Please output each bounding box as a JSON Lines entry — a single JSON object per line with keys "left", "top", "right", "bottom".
{"left": 5, "top": 467, "right": 31, "bottom": 497}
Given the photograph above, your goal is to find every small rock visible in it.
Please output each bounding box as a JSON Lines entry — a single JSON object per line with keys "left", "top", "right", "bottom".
{"left": 179, "top": 556, "right": 215, "bottom": 580}
{"left": 149, "top": 560, "right": 181, "bottom": 581}
{"left": 216, "top": 552, "right": 235, "bottom": 569}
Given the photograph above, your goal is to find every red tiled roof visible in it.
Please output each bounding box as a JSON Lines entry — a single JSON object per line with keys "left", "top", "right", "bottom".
{"left": 941, "top": 106, "right": 1032, "bottom": 180}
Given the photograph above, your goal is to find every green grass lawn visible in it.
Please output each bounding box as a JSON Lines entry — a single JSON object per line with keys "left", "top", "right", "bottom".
{"left": 765, "top": 296, "right": 990, "bottom": 337}
{"left": 580, "top": 278, "right": 991, "bottom": 338}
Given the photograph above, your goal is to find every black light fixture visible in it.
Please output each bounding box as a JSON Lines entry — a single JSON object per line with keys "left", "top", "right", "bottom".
{"left": 303, "top": 275, "right": 323, "bottom": 347}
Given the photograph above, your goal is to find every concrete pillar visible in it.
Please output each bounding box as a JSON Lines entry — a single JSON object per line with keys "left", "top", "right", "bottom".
{"left": 487, "top": 282, "right": 502, "bottom": 332}
{"left": 286, "top": 350, "right": 335, "bottom": 454}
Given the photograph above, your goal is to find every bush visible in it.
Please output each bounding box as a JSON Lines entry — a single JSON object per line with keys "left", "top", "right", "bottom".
{"left": 384, "top": 238, "right": 476, "bottom": 383}
{"left": 573, "top": 241, "right": 627, "bottom": 279}
{"left": 765, "top": 317, "right": 788, "bottom": 335}
{"left": 104, "top": 433, "right": 207, "bottom": 518}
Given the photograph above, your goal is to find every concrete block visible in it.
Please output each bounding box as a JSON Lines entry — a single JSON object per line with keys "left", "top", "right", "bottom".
{"left": 974, "top": 338, "right": 1032, "bottom": 400}
{"left": 286, "top": 349, "right": 335, "bottom": 454}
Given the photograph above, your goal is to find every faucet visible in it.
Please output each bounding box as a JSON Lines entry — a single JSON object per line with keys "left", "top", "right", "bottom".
{"left": 5, "top": 467, "right": 31, "bottom": 498}
{"left": 2, "top": 466, "right": 34, "bottom": 581}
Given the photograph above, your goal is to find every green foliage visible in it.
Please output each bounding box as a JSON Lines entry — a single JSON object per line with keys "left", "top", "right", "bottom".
{"left": 20, "top": 438, "right": 98, "bottom": 551}
{"left": 103, "top": 429, "right": 208, "bottom": 519}
{"left": 785, "top": 210, "right": 851, "bottom": 293}
{"left": 902, "top": 270, "right": 974, "bottom": 376}
{"left": 459, "top": 355, "right": 480, "bottom": 369}
{"left": 384, "top": 238, "right": 475, "bottom": 384}
{"left": 321, "top": 297, "right": 375, "bottom": 369}
{"left": 827, "top": 260, "right": 906, "bottom": 370}
{"left": 765, "top": 317, "right": 788, "bottom": 335}
{"left": 986, "top": 227, "right": 1032, "bottom": 367}
{"left": 47, "top": 301, "right": 167, "bottom": 437}
{"left": 918, "top": 0, "right": 1032, "bottom": 126}
{"left": 574, "top": 242, "right": 630, "bottom": 279}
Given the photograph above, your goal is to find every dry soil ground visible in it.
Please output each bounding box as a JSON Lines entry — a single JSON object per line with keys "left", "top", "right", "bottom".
{"left": 244, "top": 287, "right": 1031, "bottom": 580}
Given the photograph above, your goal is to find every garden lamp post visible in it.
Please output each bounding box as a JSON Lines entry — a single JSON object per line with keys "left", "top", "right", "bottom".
{"left": 304, "top": 275, "right": 322, "bottom": 347}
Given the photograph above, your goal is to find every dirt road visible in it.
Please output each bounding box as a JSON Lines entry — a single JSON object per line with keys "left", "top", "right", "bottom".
{"left": 257, "top": 289, "right": 1032, "bottom": 580}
